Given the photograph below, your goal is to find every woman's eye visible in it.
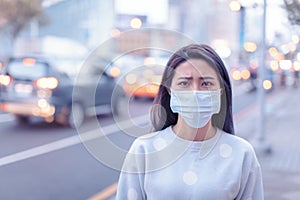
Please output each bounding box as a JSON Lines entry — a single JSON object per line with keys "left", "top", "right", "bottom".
{"left": 201, "top": 81, "right": 214, "bottom": 87}
{"left": 178, "top": 81, "right": 189, "bottom": 87}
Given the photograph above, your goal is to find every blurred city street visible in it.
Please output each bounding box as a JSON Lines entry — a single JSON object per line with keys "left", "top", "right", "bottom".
{"left": 235, "top": 86, "right": 300, "bottom": 200}
{"left": 1, "top": 0, "right": 300, "bottom": 199}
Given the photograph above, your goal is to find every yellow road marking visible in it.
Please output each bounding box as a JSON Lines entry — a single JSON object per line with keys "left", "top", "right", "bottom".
{"left": 88, "top": 182, "right": 118, "bottom": 200}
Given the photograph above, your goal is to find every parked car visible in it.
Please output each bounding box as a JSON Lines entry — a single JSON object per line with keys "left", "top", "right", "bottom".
{"left": 0, "top": 55, "right": 127, "bottom": 128}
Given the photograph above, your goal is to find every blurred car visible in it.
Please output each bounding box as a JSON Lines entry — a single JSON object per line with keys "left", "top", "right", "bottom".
{"left": 121, "top": 56, "right": 169, "bottom": 99}
{"left": 0, "top": 55, "right": 126, "bottom": 128}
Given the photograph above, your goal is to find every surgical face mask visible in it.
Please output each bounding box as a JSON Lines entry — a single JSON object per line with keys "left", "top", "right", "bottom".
{"left": 170, "top": 89, "right": 221, "bottom": 128}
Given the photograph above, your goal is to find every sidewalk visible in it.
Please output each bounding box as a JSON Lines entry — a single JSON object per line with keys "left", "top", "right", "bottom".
{"left": 235, "top": 86, "right": 300, "bottom": 200}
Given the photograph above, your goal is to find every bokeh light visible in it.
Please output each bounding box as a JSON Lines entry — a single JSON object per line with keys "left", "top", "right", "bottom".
{"left": 229, "top": 0, "right": 241, "bottom": 12}
{"left": 109, "top": 67, "right": 121, "bottom": 78}
{"left": 294, "top": 61, "right": 300, "bottom": 71}
{"left": 241, "top": 69, "right": 251, "bottom": 80}
{"left": 126, "top": 73, "right": 138, "bottom": 84}
{"left": 231, "top": 69, "right": 242, "bottom": 81}
{"left": 244, "top": 42, "right": 257, "bottom": 53}
{"left": 130, "top": 17, "right": 142, "bottom": 29}
{"left": 263, "top": 80, "right": 272, "bottom": 90}
{"left": 270, "top": 60, "right": 279, "bottom": 71}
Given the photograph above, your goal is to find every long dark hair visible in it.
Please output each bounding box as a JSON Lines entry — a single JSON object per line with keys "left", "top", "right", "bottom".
{"left": 150, "top": 44, "right": 235, "bottom": 134}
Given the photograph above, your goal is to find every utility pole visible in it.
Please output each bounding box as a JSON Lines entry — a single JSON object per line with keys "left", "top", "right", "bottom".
{"left": 253, "top": 0, "right": 272, "bottom": 154}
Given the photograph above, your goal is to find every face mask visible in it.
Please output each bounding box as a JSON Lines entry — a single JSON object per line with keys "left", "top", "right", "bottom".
{"left": 170, "top": 89, "right": 221, "bottom": 128}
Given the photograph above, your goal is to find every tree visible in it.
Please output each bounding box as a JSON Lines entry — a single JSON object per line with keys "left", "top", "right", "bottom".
{"left": 0, "top": 0, "right": 47, "bottom": 58}
{"left": 284, "top": 0, "right": 300, "bottom": 25}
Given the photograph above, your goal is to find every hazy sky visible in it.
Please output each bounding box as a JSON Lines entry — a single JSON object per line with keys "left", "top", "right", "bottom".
{"left": 115, "top": 0, "right": 168, "bottom": 24}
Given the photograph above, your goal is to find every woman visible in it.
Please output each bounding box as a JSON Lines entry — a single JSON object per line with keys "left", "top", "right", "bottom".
{"left": 116, "top": 44, "right": 264, "bottom": 200}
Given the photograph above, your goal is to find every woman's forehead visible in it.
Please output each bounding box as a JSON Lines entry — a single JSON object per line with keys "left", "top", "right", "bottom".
{"left": 174, "top": 59, "right": 218, "bottom": 77}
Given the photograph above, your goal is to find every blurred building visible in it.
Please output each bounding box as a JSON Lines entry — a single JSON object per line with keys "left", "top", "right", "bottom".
{"left": 18, "top": 0, "right": 115, "bottom": 51}
{"left": 178, "top": 0, "right": 241, "bottom": 68}
{"left": 112, "top": 0, "right": 241, "bottom": 65}
{"left": 14, "top": 0, "right": 288, "bottom": 69}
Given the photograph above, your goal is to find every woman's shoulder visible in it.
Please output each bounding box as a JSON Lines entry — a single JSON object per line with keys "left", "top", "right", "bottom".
{"left": 218, "top": 130, "right": 261, "bottom": 169}
{"left": 129, "top": 127, "right": 172, "bottom": 153}
{"left": 218, "top": 129, "right": 256, "bottom": 154}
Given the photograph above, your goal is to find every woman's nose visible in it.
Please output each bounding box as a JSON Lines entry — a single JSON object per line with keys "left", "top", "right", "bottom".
{"left": 192, "top": 82, "right": 201, "bottom": 90}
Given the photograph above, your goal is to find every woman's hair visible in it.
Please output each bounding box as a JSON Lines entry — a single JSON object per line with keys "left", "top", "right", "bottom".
{"left": 150, "top": 44, "right": 235, "bottom": 134}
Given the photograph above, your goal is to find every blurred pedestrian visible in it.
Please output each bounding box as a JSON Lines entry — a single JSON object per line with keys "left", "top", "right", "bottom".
{"left": 249, "top": 66, "right": 257, "bottom": 92}
{"left": 116, "top": 44, "right": 264, "bottom": 200}
{"left": 280, "top": 70, "right": 286, "bottom": 88}
{"left": 293, "top": 70, "right": 299, "bottom": 88}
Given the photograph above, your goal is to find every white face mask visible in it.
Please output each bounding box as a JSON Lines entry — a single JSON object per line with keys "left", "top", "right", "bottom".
{"left": 170, "top": 89, "right": 221, "bottom": 128}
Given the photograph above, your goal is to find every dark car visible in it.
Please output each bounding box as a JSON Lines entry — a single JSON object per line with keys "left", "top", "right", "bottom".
{"left": 0, "top": 55, "right": 127, "bottom": 128}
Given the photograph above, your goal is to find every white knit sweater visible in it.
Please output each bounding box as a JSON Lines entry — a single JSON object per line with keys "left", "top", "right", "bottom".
{"left": 116, "top": 126, "right": 264, "bottom": 200}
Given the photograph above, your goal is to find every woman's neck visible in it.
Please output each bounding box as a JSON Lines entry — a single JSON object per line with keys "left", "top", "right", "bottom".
{"left": 172, "top": 118, "right": 217, "bottom": 141}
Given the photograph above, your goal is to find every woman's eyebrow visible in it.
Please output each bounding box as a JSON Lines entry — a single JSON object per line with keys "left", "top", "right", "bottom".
{"left": 177, "top": 76, "right": 192, "bottom": 80}
{"left": 199, "top": 76, "right": 216, "bottom": 80}
{"left": 176, "top": 76, "right": 216, "bottom": 80}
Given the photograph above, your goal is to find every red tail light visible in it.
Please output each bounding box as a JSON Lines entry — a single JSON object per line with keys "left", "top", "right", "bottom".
{"left": 23, "top": 58, "right": 36, "bottom": 66}
{"left": 0, "top": 75, "right": 13, "bottom": 86}
{"left": 35, "top": 77, "right": 59, "bottom": 90}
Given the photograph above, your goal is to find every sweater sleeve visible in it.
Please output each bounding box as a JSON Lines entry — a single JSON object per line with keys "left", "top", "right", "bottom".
{"left": 116, "top": 139, "right": 147, "bottom": 200}
{"left": 235, "top": 149, "right": 264, "bottom": 200}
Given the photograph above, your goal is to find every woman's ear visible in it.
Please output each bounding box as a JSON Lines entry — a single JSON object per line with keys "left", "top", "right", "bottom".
{"left": 220, "top": 88, "right": 224, "bottom": 95}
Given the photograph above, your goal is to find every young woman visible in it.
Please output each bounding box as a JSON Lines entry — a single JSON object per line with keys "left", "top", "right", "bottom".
{"left": 116, "top": 44, "right": 264, "bottom": 200}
